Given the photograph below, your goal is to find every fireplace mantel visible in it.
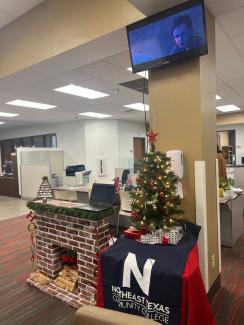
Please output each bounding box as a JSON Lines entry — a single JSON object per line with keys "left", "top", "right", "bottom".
{"left": 27, "top": 199, "right": 114, "bottom": 221}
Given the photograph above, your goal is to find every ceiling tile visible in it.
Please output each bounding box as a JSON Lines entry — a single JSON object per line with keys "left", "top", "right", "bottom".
{"left": 104, "top": 51, "right": 132, "bottom": 69}
{"left": 77, "top": 60, "right": 122, "bottom": 78}
{"left": 217, "top": 7, "right": 244, "bottom": 37}
{"left": 101, "top": 69, "right": 140, "bottom": 84}
{"left": 0, "top": 0, "right": 40, "bottom": 18}
{"left": 205, "top": 0, "right": 244, "bottom": 16}
{"left": 129, "top": 0, "right": 184, "bottom": 17}
{"left": 216, "top": 23, "right": 244, "bottom": 100}
{"left": 0, "top": 11, "right": 14, "bottom": 28}
{"left": 231, "top": 33, "right": 244, "bottom": 58}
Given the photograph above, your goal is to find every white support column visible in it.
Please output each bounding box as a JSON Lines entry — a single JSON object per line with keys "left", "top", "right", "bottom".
{"left": 216, "top": 159, "right": 221, "bottom": 273}
{"left": 194, "top": 161, "right": 209, "bottom": 291}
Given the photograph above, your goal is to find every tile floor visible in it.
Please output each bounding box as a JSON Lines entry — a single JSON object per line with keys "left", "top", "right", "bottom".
{"left": 0, "top": 196, "right": 29, "bottom": 221}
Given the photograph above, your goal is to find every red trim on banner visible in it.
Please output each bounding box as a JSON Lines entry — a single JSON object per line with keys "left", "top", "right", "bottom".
{"left": 181, "top": 245, "right": 216, "bottom": 325}
{"left": 96, "top": 250, "right": 104, "bottom": 308}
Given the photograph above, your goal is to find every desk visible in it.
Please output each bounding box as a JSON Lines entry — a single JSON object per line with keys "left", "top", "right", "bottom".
{"left": 53, "top": 186, "right": 91, "bottom": 203}
{"left": 219, "top": 193, "right": 244, "bottom": 247}
{"left": 97, "top": 223, "right": 215, "bottom": 325}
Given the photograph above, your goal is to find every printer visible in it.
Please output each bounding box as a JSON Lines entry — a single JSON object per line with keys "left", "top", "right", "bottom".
{"left": 63, "top": 165, "right": 91, "bottom": 186}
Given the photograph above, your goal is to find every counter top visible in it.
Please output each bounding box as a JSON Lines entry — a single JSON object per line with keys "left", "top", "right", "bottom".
{"left": 219, "top": 193, "right": 243, "bottom": 204}
{"left": 53, "top": 185, "right": 91, "bottom": 193}
{"left": 27, "top": 199, "right": 113, "bottom": 220}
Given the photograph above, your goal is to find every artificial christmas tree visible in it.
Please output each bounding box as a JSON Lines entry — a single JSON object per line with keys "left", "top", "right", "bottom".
{"left": 36, "top": 176, "right": 54, "bottom": 201}
{"left": 128, "top": 131, "right": 184, "bottom": 243}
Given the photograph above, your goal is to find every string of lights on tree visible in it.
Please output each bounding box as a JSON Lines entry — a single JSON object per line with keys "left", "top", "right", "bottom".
{"left": 130, "top": 130, "right": 183, "bottom": 232}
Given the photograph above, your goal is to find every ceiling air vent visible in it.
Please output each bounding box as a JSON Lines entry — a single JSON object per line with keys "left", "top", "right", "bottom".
{"left": 123, "top": 109, "right": 137, "bottom": 113}
{"left": 119, "top": 78, "right": 148, "bottom": 94}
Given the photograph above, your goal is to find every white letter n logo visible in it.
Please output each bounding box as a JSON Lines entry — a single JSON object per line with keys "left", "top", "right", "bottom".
{"left": 122, "top": 252, "right": 155, "bottom": 296}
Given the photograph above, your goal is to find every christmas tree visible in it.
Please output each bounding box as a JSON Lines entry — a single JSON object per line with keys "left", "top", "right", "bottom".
{"left": 130, "top": 131, "right": 183, "bottom": 232}
{"left": 36, "top": 176, "right": 54, "bottom": 201}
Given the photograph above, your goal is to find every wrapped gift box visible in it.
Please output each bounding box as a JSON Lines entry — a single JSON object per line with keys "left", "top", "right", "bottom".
{"left": 124, "top": 228, "right": 146, "bottom": 240}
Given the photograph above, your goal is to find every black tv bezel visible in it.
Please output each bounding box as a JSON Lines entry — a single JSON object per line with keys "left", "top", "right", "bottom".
{"left": 126, "top": 0, "right": 208, "bottom": 73}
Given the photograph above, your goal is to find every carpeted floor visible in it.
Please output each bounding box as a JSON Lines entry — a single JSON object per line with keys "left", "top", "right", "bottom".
{"left": 0, "top": 215, "right": 243, "bottom": 325}
{"left": 0, "top": 215, "right": 76, "bottom": 325}
{"left": 211, "top": 232, "right": 244, "bottom": 325}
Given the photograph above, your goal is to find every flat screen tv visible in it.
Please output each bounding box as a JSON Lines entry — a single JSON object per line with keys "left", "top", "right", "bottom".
{"left": 126, "top": 0, "right": 208, "bottom": 73}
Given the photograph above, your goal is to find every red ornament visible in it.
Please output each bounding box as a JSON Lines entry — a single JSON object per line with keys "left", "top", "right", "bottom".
{"left": 161, "top": 235, "right": 169, "bottom": 245}
{"left": 147, "top": 130, "right": 159, "bottom": 145}
{"left": 131, "top": 211, "right": 139, "bottom": 219}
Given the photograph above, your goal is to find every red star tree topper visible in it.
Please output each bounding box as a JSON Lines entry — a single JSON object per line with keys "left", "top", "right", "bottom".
{"left": 147, "top": 130, "right": 159, "bottom": 151}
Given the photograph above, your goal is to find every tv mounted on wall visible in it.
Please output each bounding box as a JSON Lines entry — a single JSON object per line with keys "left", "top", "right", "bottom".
{"left": 126, "top": 0, "right": 208, "bottom": 73}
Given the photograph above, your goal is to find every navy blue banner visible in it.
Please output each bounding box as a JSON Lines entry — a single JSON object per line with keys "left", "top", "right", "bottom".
{"left": 100, "top": 223, "right": 200, "bottom": 325}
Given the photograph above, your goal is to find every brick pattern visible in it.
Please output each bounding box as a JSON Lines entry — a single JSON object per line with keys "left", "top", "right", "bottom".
{"left": 34, "top": 211, "right": 110, "bottom": 305}
{"left": 26, "top": 278, "right": 91, "bottom": 309}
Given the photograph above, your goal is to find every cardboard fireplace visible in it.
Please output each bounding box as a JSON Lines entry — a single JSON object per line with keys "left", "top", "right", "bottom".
{"left": 26, "top": 200, "right": 111, "bottom": 308}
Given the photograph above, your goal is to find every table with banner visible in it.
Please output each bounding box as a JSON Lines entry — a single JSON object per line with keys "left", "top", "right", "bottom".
{"left": 97, "top": 223, "right": 215, "bottom": 325}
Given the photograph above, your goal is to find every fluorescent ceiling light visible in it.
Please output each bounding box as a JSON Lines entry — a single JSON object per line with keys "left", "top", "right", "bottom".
{"left": 216, "top": 105, "right": 240, "bottom": 113}
{"left": 0, "top": 112, "right": 19, "bottom": 117}
{"left": 127, "top": 67, "right": 148, "bottom": 79}
{"left": 6, "top": 99, "right": 56, "bottom": 110}
{"left": 79, "top": 112, "right": 112, "bottom": 119}
{"left": 216, "top": 95, "right": 222, "bottom": 100}
{"left": 0, "top": 122, "right": 5, "bottom": 125}
{"left": 124, "top": 103, "right": 149, "bottom": 111}
{"left": 54, "top": 84, "right": 109, "bottom": 99}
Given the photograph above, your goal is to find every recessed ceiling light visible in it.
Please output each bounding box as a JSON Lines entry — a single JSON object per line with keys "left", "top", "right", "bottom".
{"left": 124, "top": 103, "right": 149, "bottom": 111}
{"left": 127, "top": 67, "right": 148, "bottom": 79}
{"left": 6, "top": 100, "right": 56, "bottom": 110}
{"left": 0, "top": 122, "right": 5, "bottom": 125}
{"left": 216, "top": 105, "right": 240, "bottom": 112}
{"left": 216, "top": 95, "right": 222, "bottom": 100}
{"left": 0, "top": 112, "right": 19, "bottom": 117}
{"left": 54, "top": 84, "right": 110, "bottom": 99}
{"left": 79, "top": 112, "right": 112, "bottom": 119}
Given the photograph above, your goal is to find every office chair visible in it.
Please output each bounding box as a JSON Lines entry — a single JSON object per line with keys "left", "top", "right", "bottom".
{"left": 116, "top": 190, "right": 132, "bottom": 236}
{"left": 121, "top": 169, "right": 130, "bottom": 185}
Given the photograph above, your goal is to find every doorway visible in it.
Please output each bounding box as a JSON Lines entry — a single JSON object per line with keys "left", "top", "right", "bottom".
{"left": 133, "top": 137, "right": 145, "bottom": 172}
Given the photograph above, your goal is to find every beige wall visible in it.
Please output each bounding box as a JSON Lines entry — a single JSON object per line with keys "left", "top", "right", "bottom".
{"left": 149, "top": 10, "right": 218, "bottom": 287}
{"left": 217, "top": 112, "right": 244, "bottom": 125}
{"left": 0, "top": 0, "right": 144, "bottom": 78}
{"left": 149, "top": 59, "right": 202, "bottom": 219}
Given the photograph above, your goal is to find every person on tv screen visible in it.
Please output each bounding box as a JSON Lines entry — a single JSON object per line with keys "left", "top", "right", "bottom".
{"left": 169, "top": 15, "right": 204, "bottom": 55}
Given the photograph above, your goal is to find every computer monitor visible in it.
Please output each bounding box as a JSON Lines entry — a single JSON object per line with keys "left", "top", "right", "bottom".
{"left": 89, "top": 183, "right": 116, "bottom": 207}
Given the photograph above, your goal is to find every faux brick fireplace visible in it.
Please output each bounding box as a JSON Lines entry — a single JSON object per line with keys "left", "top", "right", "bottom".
{"left": 26, "top": 200, "right": 111, "bottom": 308}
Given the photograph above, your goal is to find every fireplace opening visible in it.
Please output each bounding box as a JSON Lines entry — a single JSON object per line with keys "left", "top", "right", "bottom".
{"left": 54, "top": 248, "right": 78, "bottom": 294}
{"left": 60, "top": 249, "right": 77, "bottom": 269}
